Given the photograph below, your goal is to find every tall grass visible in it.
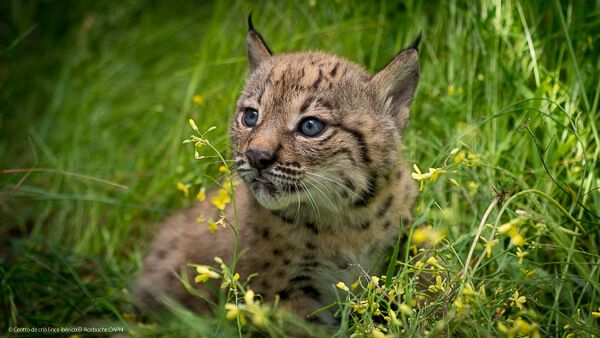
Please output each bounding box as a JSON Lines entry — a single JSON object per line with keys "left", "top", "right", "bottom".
{"left": 1, "top": 0, "right": 598, "bottom": 336}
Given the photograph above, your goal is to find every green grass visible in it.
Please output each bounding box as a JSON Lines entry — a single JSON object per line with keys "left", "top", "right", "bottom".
{"left": 1, "top": 0, "right": 599, "bottom": 336}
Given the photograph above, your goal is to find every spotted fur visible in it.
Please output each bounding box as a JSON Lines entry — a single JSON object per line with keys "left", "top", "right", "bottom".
{"left": 136, "top": 18, "right": 420, "bottom": 324}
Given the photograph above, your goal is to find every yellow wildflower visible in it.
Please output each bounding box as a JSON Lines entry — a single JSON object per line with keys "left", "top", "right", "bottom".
{"left": 498, "top": 223, "right": 514, "bottom": 235}
{"left": 498, "top": 217, "right": 527, "bottom": 247}
{"left": 207, "top": 221, "right": 218, "bottom": 234}
{"left": 196, "top": 187, "right": 206, "bottom": 202}
{"left": 222, "top": 179, "right": 239, "bottom": 190}
{"left": 244, "top": 289, "right": 256, "bottom": 305}
{"left": 483, "top": 238, "right": 499, "bottom": 258}
{"left": 194, "top": 150, "right": 203, "bottom": 160}
{"left": 211, "top": 188, "right": 231, "bottom": 210}
{"left": 248, "top": 305, "right": 267, "bottom": 327}
{"left": 453, "top": 149, "right": 480, "bottom": 166}
{"left": 510, "top": 290, "right": 527, "bottom": 309}
{"left": 176, "top": 182, "right": 190, "bottom": 198}
{"left": 467, "top": 181, "right": 479, "bottom": 190}
{"left": 219, "top": 165, "right": 229, "bottom": 174}
{"left": 479, "top": 285, "right": 487, "bottom": 298}
{"left": 592, "top": 306, "right": 600, "bottom": 318}
{"left": 386, "top": 309, "right": 401, "bottom": 326}
{"left": 465, "top": 151, "right": 479, "bottom": 166}
{"left": 462, "top": 283, "right": 478, "bottom": 297}
{"left": 411, "top": 164, "right": 446, "bottom": 191}
{"left": 510, "top": 230, "right": 526, "bottom": 247}
{"left": 514, "top": 317, "right": 540, "bottom": 338}
{"left": 351, "top": 280, "right": 360, "bottom": 290}
{"left": 371, "top": 302, "right": 381, "bottom": 316}
{"left": 398, "top": 303, "right": 413, "bottom": 316}
{"left": 454, "top": 297, "right": 466, "bottom": 313}
{"left": 412, "top": 164, "right": 426, "bottom": 191}
{"left": 240, "top": 290, "right": 271, "bottom": 328}
{"left": 352, "top": 300, "right": 368, "bottom": 314}
{"left": 194, "top": 265, "right": 220, "bottom": 283}
{"left": 428, "top": 275, "right": 446, "bottom": 293}
{"left": 371, "top": 328, "right": 392, "bottom": 338}
{"left": 411, "top": 226, "right": 443, "bottom": 246}
{"left": 386, "top": 285, "right": 404, "bottom": 300}
{"left": 410, "top": 244, "right": 418, "bottom": 255}
{"left": 516, "top": 247, "right": 528, "bottom": 264}
{"left": 498, "top": 318, "right": 539, "bottom": 338}
{"left": 225, "top": 303, "right": 246, "bottom": 325}
{"left": 448, "top": 85, "right": 456, "bottom": 96}
{"left": 336, "top": 281, "right": 350, "bottom": 292}
{"left": 429, "top": 168, "right": 445, "bottom": 181}
{"left": 453, "top": 149, "right": 466, "bottom": 164}
{"left": 411, "top": 227, "right": 428, "bottom": 245}
{"left": 367, "top": 276, "right": 380, "bottom": 289}
{"left": 221, "top": 272, "right": 240, "bottom": 289}
{"left": 520, "top": 268, "right": 535, "bottom": 278}
{"left": 426, "top": 256, "right": 442, "bottom": 269}
{"left": 498, "top": 217, "right": 526, "bottom": 234}
{"left": 188, "top": 118, "right": 199, "bottom": 132}
{"left": 195, "top": 216, "right": 206, "bottom": 223}
{"left": 192, "top": 95, "right": 204, "bottom": 106}
{"left": 214, "top": 256, "right": 226, "bottom": 270}
{"left": 497, "top": 322, "right": 513, "bottom": 337}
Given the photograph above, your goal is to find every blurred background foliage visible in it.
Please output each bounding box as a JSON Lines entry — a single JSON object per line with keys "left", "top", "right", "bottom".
{"left": 0, "top": 0, "right": 599, "bottom": 336}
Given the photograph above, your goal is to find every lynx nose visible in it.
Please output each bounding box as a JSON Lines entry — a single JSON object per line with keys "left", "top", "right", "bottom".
{"left": 246, "top": 148, "right": 277, "bottom": 170}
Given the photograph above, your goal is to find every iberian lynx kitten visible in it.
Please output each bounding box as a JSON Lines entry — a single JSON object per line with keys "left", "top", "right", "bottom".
{"left": 136, "top": 17, "right": 420, "bottom": 324}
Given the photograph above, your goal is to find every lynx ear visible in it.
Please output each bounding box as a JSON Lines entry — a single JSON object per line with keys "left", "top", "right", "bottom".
{"left": 247, "top": 14, "right": 272, "bottom": 72}
{"left": 370, "top": 34, "right": 421, "bottom": 130}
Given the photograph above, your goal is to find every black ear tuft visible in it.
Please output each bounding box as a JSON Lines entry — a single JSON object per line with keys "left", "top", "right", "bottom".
{"left": 246, "top": 14, "right": 273, "bottom": 71}
{"left": 248, "top": 13, "right": 255, "bottom": 32}
{"left": 408, "top": 32, "right": 423, "bottom": 51}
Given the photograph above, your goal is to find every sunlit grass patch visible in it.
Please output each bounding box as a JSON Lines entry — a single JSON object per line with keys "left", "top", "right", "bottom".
{"left": 1, "top": 0, "right": 599, "bottom": 337}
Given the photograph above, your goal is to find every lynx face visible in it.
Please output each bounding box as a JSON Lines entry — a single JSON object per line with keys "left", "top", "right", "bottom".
{"left": 231, "top": 21, "right": 419, "bottom": 212}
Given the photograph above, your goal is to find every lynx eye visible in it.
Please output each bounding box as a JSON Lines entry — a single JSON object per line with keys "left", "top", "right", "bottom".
{"left": 242, "top": 108, "right": 259, "bottom": 127}
{"left": 298, "top": 118, "right": 325, "bottom": 137}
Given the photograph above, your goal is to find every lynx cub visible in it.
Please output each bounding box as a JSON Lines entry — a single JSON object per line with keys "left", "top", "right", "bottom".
{"left": 136, "top": 18, "right": 420, "bottom": 323}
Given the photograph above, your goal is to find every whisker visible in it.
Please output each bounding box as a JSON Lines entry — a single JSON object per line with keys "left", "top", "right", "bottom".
{"left": 294, "top": 182, "right": 302, "bottom": 224}
{"left": 303, "top": 176, "right": 341, "bottom": 217}
{"left": 198, "top": 159, "right": 237, "bottom": 167}
{"left": 299, "top": 181, "right": 320, "bottom": 221}
{"left": 201, "top": 157, "right": 236, "bottom": 162}
{"left": 304, "top": 171, "right": 359, "bottom": 198}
